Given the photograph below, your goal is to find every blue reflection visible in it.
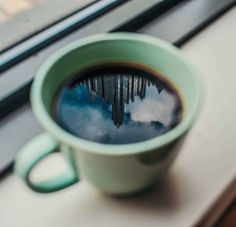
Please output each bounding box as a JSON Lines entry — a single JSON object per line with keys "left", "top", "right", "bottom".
{"left": 55, "top": 70, "right": 181, "bottom": 144}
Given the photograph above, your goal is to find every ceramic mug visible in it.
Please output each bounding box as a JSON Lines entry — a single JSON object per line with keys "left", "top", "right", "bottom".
{"left": 14, "top": 33, "right": 201, "bottom": 194}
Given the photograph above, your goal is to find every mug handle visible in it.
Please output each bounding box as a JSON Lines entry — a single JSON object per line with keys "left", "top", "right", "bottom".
{"left": 14, "top": 133, "right": 79, "bottom": 193}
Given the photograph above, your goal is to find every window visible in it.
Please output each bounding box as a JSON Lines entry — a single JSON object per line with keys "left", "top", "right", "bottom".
{"left": 0, "top": 0, "right": 95, "bottom": 52}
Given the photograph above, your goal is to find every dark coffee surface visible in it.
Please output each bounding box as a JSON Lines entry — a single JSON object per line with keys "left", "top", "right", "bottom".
{"left": 53, "top": 64, "right": 182, "bottom": 144}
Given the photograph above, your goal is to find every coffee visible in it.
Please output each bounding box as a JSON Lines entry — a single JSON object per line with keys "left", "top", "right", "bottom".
{"left": 52, "top": 64, "right": 183, "bottom": 144}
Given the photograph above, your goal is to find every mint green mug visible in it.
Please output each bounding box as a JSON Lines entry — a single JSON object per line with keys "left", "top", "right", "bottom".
{"left": 14, "top": 33, "right": 201, "bottom": 194}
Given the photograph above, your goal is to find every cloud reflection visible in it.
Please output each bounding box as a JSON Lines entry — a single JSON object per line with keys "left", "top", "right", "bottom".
{"left": 56, "top": 68, "right": 181, "bottom": 144}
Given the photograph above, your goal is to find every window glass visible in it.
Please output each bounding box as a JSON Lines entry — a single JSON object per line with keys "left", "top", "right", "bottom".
{"left": 0, "top": 0, "right": 94, "bottom": 51}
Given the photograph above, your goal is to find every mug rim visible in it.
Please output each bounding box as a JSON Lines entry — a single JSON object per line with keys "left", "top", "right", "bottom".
{"left": 31, "top": 33, "right": 201, "bottom": 156}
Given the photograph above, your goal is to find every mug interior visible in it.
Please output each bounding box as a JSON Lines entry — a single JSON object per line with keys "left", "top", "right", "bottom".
{"left": 31, "top": 33, "right": 200, "bottom": 155}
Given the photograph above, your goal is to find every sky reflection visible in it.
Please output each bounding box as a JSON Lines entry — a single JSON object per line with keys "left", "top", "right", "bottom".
{"left": 55, "top": 66, "right": 181, "bottom": 144}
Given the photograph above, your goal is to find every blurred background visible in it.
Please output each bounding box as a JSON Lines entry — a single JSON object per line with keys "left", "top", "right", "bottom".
{"left": 0, "top": 0, "right": 93, "bottom": 50}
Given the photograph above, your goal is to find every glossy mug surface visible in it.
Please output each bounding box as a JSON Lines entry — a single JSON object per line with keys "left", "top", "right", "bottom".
{"left": 14, "top": 33, "right": 201, "bottom": 194}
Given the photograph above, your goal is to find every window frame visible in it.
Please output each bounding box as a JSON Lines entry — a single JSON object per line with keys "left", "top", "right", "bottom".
{"left": 0, "top": 0, "right": 128, "bottom": 72}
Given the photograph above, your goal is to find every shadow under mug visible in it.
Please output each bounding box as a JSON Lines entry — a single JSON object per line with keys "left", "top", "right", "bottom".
{"left": 14, "top": 33, "right": 201, "bottom": 194}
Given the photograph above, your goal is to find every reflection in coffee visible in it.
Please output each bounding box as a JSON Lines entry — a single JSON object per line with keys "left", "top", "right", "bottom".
{"left": 52, "top": 64, "right": 183, "bottom": 144}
